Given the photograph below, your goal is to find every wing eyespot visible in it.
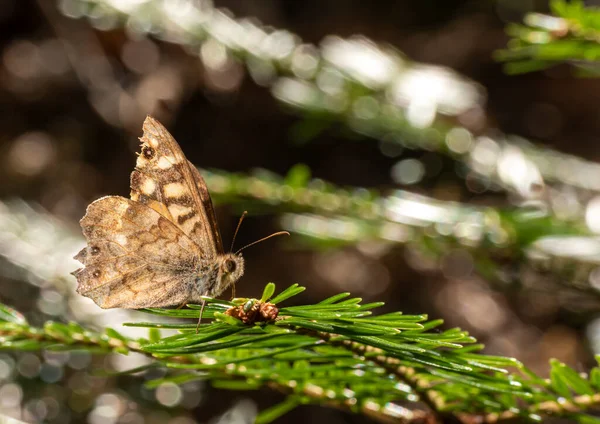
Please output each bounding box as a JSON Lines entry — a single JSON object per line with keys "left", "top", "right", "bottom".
{"left": 142, "top": 145, "right": 155, "bottom": 160}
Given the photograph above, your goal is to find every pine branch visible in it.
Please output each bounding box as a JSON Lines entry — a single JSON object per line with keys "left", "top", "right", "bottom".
{"left": 497, "top": 0, "right": 600, "bottom": 75}
{"left": 0, "top": 296, "right": 430, "bottom": 423}
{"left": 0, "top": 172, "right": 597, "bottom": 314}
{"left": 304, "top": 327, "right": 446, "bottom": 416}
{"left": 3, "top": 284, "right": 600, "bottom": 423}
{"left": 64, "top": 0, "right": 600, "bottom": 207}
{"left": 201, "top": 167, "right": 599, "bottom": 303}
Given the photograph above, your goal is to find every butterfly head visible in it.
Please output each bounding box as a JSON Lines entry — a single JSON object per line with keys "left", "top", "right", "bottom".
{"left": 214, "top": 253, "right": 245, "bottom": 295}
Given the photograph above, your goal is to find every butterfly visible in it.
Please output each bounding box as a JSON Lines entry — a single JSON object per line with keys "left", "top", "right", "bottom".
{"left": 72, "top": 116, "right": 287, "bottom": 324}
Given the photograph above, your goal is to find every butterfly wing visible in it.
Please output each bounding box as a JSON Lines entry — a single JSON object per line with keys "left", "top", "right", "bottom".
{"left": 72, "top": 196, "right": 203, "bottom": 308}
{"left": 186, "top": 159, "right": 224, "bottom": 254}
{"left": 130, "top": 116, "right": 224, "bottom": 258}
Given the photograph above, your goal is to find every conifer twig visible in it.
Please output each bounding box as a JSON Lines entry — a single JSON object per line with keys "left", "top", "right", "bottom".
{"left": 65, "top": 0, "right": 600, "bottom": 204}
{"left": 0, "top": 319, "right": 431, "bottom": 423}
{"left": 298, "top": 328, "right": 445, "bottom": 422}
{"left": 201, "top": 167, "right": 599, "bottom": 303}
{"left": 2, "top": 285, "right": 600, "bottom": 423}
{"left": 497, "top": 0, "right": 600, "bottom": 75}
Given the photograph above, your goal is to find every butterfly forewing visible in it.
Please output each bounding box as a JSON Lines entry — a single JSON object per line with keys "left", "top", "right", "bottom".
{"left": 130, "top": 117, "right": 223, "bottom": 258}
{"left": 187, "top": 160, "right": 224, "bottom": 254}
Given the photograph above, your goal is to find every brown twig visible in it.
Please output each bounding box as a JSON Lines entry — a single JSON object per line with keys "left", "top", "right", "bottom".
{"left": 294, "top": 328, "right": 445, "bottom": 423}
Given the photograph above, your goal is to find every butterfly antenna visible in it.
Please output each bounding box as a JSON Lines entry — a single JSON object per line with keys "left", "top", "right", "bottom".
{"left": 234, "top": 231, "right": 290, "bottom": 255}
{"left": 196, "top": 299, "right": 206, "bottom": 333}
{"left": 230, "top": 211, "right": 248, "bottom": 253}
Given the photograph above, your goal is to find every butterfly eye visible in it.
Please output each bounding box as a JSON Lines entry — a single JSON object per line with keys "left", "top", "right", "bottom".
{"left": 225, "top": 260, "right": 236, "bottom": 273}
{"left": 90, "top": 246, "right": 100, "bottom": 255}
{"left": 142, "top": 145, "right": 155, "bottom": 159}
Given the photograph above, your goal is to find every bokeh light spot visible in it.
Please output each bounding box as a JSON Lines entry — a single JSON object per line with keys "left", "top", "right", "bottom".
{"left": 156, "top": 382, "right": 183, "bottom": 407}
{"left": 391, "top": 159, "right": 425, "bottom": 185}
{"left": 7, "top": 132, "right": 56, "bottom": 177}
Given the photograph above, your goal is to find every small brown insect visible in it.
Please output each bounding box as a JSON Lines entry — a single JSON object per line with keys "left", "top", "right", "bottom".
{"left": 72, "top": 117, "right": 288, "bottom": 327}
{"left": 225, "top": 300, "right": 279, "bottom": 324}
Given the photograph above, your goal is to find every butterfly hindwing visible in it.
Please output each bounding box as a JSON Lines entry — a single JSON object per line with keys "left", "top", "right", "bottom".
{"left": 78, "top": 263, "right": 197, "bottom": 308}
{"left": 72, "top": 196, "right": 202, "bottom": 308}
{"left": 130, "top": 116, "right": 223, "bottom": 259}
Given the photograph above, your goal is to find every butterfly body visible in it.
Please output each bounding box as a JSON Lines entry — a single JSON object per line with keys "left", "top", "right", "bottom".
{"left": 72, "top": 117, "right": 244, "bottom": 309}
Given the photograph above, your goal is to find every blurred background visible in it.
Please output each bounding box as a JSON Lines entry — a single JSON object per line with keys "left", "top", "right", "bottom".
{"left": 2, "top": 0, "right": 600, "bottom": 422}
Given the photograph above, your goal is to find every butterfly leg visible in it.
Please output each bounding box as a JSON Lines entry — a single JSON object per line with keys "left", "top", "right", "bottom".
{"left": 231, "top": 284, "right": 236, "bottom": 300}
{"left": 195, "top": 299, "right": 206, "bottom": 333}
{"left": 176, "top": 302, "right": 186, "bottom": 310}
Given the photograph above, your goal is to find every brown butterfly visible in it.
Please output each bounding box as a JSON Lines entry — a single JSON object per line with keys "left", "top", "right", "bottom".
{"left": 72, "top": 116, "right": 287, "bottom": 323}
